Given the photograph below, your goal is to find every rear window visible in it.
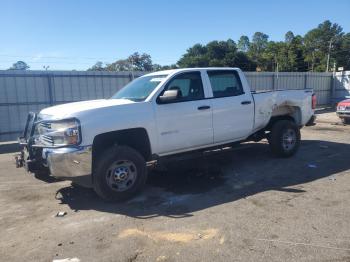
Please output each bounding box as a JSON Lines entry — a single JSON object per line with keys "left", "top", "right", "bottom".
{"left": 207, "top": 70, "right": 244, "bottom": 98}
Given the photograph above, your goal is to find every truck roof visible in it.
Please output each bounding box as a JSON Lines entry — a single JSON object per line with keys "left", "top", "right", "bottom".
{"left": 145, "top": 67, "right": 241, "bottom": 76}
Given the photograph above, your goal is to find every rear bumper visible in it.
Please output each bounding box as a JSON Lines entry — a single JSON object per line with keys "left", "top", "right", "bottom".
{"left": 43, "top": 145, "right": 92, "bottom": 179}
{"left": 336, "top": 111, "right": 350, "bottom": 118}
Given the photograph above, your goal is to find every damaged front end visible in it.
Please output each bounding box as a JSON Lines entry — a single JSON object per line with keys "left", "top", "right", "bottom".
{"left": 16, "top": 112, "right": 49, "bottom": 175}
{"left": 16, "top": 112, "right": 92, "bottom": 186}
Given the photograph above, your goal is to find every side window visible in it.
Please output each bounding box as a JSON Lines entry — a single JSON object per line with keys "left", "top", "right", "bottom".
{"left": 159, "top": 72, "right": 205, "bottom": 103}
{"left": 207, "top": 70, "right": 244, "bottom": 98}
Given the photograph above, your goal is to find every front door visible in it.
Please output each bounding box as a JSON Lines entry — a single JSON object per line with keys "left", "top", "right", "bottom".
{"left": 155, "top": 71, "right": 213, "bottom": 155}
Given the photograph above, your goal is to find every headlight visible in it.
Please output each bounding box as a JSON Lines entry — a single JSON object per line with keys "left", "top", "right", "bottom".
{"left": 34, "top": 118, "right": 81, "bottom": 147}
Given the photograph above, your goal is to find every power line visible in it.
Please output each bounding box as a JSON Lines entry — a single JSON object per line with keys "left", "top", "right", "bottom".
{"left": 0, "top": 54, "right": 178, "bottom": 64}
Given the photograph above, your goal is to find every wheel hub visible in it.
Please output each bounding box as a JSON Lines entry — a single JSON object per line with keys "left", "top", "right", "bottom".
{"left": 106, "top": 160, "right": 137, "bottom": 192}
{"left": 282, "top": 129, "right": 296, "bottom": 150}
{"left": 114, "top": 166, "right": 129, "bottom": 181}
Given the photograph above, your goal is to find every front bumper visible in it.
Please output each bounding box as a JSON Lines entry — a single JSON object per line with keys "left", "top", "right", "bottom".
{"left": 42, "top": 145, "right": 92, "bottom": 179}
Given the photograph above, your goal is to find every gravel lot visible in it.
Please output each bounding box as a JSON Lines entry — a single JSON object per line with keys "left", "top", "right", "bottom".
{"left": 0, "top": 111, "right": 350, "bottom": 262}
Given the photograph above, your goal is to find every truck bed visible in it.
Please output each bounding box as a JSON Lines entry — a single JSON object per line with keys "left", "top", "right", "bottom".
{"left": 252, "top": 89, "right": 314, "bottom": 133}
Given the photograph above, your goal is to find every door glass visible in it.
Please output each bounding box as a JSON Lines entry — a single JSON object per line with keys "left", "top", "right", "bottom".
{"left": 207, "top": 70, "right": 244, "bottom": 98}
{"left": 160, "top": 72, "right": 204, "bottom": 102}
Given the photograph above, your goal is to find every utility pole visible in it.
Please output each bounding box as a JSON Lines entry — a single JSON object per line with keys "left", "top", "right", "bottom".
{"left": 275, "top": 59, "right": 279, "bottom": 91}
{"left": 326, "top": 39, "right": 332, "bottom": 72}
{"left": 130, "top": 56, "right": 134, "bottom": 80}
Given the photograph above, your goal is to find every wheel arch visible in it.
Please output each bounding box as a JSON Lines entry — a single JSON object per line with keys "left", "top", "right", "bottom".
{"left": 267, "top": 105, "right": 302, "bottom": 129}
{"left": 92, "top": 128, "right": 152, "bottom": 172}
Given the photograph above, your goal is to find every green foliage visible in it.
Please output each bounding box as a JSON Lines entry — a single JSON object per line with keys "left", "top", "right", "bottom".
{"left": 9, "top": 61, "right": 30, "bottom": 70}
{"left": 178, "top": 20, "right": 349, "bottom": 72}
{"left": 87, "top": 61, "right": 105, "bottom": 71}
{"left": 88, "top": 20, "right": 349, "bottom": 72}
{"left": 88, "top": 52, "right": 153, "bottom": 72}
{"left": 336, "top": 33, "right": 350, "bottom": 70}
{"left": 106, "top": 59, "right": 131, "bottom": 71}
{"left": 128, "top": 52, "right": 153, "bottom": 71}
{"left": 237, "top": 36, "right": 250, "bottom": 52}
{"left": 177, "top": 39, "right": 256, "bottom": 70}
{"left": 285, "top": 31, "right": 295, "bottom": 44}
{"left": 304, "top": 20, "right": 343, "bottom": 71}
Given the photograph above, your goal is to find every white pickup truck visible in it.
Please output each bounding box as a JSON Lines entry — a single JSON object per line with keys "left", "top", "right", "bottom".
{"left": 17, "top": 68, "right": 316, "bottom": 201}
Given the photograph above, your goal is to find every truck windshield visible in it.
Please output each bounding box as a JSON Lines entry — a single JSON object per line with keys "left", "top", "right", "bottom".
{"left": 111, "top": 75, "right": 167, "bottom": 102}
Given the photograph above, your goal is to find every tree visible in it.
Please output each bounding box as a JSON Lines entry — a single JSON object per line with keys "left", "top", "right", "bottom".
{"left": 87, "top": 61, "right": 105, "bottom": 71}
{"left": 285, "top": 31, "right": 295, "bottom": 44}
{"left": 158, "top": 64, "right": 178, "bottom": 70}
{"left": 90, "top": 52, "right": 154, "bottom": 72}
{"left": 106, "top": 59, "right": 131, "bottom": 71}
{"left": 304, "top": 20, "right": 343, "bottom": 71}
{"left": 248, "top": 32, "right": 269, "bottom": 70}
{"left": 152, "top": 64, "right": 162, "bottom": 71}
{"left": 177, "top": 39, "right": 256, "bottom": 70}
{"left": 237, "top": 36, "right": 250, "bottom": 52}
{"left": 177, "top": 44, "right": 209, "bottom": 67}
{"left": 336, "top": 33, "right": 350, "bottom": 70}
{"left": 9, "top": 61, "right": 30, "bottom": 70}
{"left": 287, "top": 35, "right": 307, "bottom": 71}
{"left": 87, "top": 20, "right": 350, "bottom": 73}
{"left": 127, "top": 52, "right": 153, "bottom": 71}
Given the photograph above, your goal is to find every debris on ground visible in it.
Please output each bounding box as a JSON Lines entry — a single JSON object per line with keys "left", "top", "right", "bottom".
{"left": 53, "top": 258, "right": 80, "bottom": 262}
{"left": 56, "top": 211, "right": 67, "bottom": 217}
{"left": 319, "top": 144, "right": 329, "bottom": 149}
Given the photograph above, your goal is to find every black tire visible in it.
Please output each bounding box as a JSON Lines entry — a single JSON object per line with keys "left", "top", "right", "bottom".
{"left": 305, "top": 115, "right": 316, "bottom": 126}
{"left": 268, "top": 120, "right": 300, "bottom": 157}
{"left": 93, "top": 146, "right": 147, "bottom": 201}
{"left": 341, "top": 118, "right": 350, "bottom": 125}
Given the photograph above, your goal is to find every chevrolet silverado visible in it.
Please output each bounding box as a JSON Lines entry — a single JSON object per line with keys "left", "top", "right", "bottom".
{"left": 16, "top": 68, "right": 316, "bottom": 201}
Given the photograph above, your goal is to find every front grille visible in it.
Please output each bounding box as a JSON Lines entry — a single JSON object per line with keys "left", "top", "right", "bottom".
{"left": 37, "top": 122, "right": 52, "bottom": 137}
{"left": 39, "top": 122, "right": 51, "bottom": 129}
{"left": 41, "top": 135, "right": 54, "bottom": 145}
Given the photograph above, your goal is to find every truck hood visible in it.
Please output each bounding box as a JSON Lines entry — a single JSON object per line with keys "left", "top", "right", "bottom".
{"left": 39, "top": 99, "right": 135, "bottom": 119}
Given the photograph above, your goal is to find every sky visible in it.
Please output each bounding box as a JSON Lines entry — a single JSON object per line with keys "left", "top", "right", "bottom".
{"left": 1, "top": 0, "right": 350, "bottom": 70}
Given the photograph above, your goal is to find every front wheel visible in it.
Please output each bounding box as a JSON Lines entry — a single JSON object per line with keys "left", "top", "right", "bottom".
{"left": 268, "top": 120, "right": 300, "bottom": 157}
{"left": 93, "top": 146, "right": 147, "bottom": 201}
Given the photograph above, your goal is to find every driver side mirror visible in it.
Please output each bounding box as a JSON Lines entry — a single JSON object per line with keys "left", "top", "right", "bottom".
{"left": 158, "top": 90, "right": 179, "bottom": 103}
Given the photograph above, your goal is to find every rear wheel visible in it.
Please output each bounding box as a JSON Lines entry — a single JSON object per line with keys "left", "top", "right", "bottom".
{"left": 268, "top": 120, "right": 300, "bottom": 157}
{"left": 93, "top": 146, "right": 147, "bottom": 201}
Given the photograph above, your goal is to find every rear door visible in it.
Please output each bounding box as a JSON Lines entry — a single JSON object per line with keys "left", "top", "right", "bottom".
{"left": 206, "top": 70, "right": 254, "bottom": 143}
{"left": 155, "top": 71, "right": 213, "bottom": 155}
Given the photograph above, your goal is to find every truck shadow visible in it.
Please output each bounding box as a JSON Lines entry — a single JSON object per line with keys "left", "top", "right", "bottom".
{"left": 56, "top": 139, "right": 350, "bottom": 218}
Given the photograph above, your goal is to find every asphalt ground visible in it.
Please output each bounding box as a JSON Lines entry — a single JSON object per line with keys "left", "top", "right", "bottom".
{"left": 0, "top": 111, "right": 349, "bottom": 262}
